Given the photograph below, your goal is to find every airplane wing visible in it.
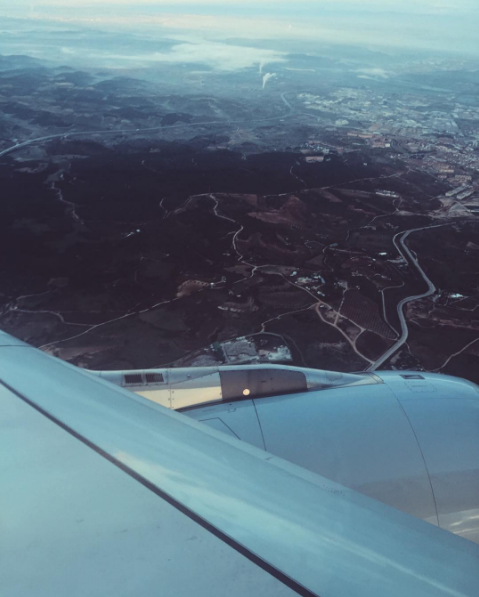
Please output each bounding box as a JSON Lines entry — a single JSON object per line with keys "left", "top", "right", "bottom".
{"left": 1, "top": 330, "right": 478, "bottom": 597}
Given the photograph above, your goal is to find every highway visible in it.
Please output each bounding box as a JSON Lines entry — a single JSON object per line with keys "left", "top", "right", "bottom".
{"left": 368, "top": 223, "right": 449, "bottom": 371}
{"left": 0, "top": 92, "right": 295, "bottom": 160}
{"left": 0, "top": 134, "right": 68, "bottom": 158}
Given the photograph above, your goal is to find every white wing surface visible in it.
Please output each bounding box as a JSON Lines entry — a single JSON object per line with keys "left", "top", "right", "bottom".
{"left": 1, "top": 331, "right": 478, "bottom": 597}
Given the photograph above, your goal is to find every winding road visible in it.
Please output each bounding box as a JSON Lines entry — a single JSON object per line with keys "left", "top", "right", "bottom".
{"left": 2, "top": 93, "right": 461, "bottom": 371}
{"left": 368, "top": 223, "right": 450, "bottom": 371}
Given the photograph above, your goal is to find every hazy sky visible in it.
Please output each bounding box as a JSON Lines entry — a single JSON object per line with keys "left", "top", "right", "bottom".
{"left": 2, "top": 0, "right": 477, "bottom": 16}
{"left": 1, "top": 1, "right": 478, "bottom": 58}
{"left": 2, "top": 0, "right": 475, "bottom": 7}
{"left": 0, "top": 0, "right": 479, "bottom": 18}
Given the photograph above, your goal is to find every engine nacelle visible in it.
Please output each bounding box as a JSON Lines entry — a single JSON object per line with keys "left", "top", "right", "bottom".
{"left": 183, "top": 369, "right": 479, "bottom": 545}
{"left": 95, "top": 363, "right": 479, "bottom": 545}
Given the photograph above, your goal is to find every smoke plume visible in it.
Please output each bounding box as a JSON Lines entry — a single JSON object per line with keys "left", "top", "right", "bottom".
{"left": 262, "top": 72, "right": 277, "bottom": 89}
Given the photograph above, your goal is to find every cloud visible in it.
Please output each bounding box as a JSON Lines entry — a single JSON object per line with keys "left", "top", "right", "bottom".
{"left": 80, "top": 40, "right": 286, "bottom": 72}
{"left": 355, "top": 68, "right": 389, "bottom": 79}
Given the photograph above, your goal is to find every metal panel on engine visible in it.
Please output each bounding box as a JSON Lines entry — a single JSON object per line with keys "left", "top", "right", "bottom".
{"left": 219, "top": 368, "right": 307, "bottom": 400}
